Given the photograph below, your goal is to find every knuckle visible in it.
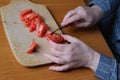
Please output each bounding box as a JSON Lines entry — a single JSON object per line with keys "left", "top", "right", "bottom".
{"left": 76, "top": 6, "right": 82, "bottom": 9}
{"left": 68, "top": 10, "right": 74, "bottom": 14}
{"left": 78, "top": 11, "right": 87, "bottom": 17}
{"left": 76, "top": 6, "right": 85, "bottom": 11}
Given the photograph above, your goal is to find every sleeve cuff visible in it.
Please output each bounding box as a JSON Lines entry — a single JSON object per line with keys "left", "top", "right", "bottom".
{"left": 95, "top": 54, "right": 116, "bottom": 80}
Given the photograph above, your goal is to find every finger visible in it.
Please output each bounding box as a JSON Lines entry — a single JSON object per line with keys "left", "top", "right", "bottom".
{"left": 49, "top": 61, "right": 80, "bottom": 71}
{"left": 61, "top": 34, "right": 79, "bottom": 42}
{"left": 49, "top": 64, "right": 69, "bottom": 71}
{"left": 62, "top": 10, "right": 76, "bottom": 22}
{"left": 44, "top": 53, "right": 66, "bottom": 64}
{"left": 50, "top": 47, "right": 64, "bottom": 57}
{"left": 74, "top": 22, "right": 90, "bottom": 27}
{"left": 61, "top": 14, "right": 81, "bottom": 26}
{"left": 49, "top": 40, "right": 70, "bottom": 51}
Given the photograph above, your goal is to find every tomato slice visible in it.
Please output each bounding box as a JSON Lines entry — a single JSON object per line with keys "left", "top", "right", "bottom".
{"left": 24, "top": 20, "right": 31, "bottom": 27}
{"left": 24, "top": 15, "right": 45, "bottom": 32}
{"left": 20, "top": 9, "right": 32, "bottom": 21}
{"left": 52, "top": 33, "right": 64, "bottom": 43}
{"left": 36, "top": 23, "right": 48, "bottom": 37}
{"left": 29, "top": 19, "right": 36, "bottom": 32}
{"left": 23, "top": 12, "right": 39, "bottom": 22}
{"left": 34, "top": 16, "right": 44, "bottom": 24}
{"left": 20, "top": 9, "right": 32, "bottom": 16}
{"left": 46, "top": 32, "right": 64, "bottom": 43}
{"left": 45, "top": 30, "right": 52, "bottom": 40}
{"left": 27, "top": 41, "right": 37, "bottom": 54}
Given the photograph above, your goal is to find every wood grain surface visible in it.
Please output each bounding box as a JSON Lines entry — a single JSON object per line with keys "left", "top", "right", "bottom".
{"left": 0, "top": 0, "right": 113, "bottom": 80}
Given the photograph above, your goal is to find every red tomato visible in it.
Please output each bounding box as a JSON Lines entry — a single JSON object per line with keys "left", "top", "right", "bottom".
{"left": 47, "top": 33, "right": 64, "bottom": 43}
{"left": 27, "top": 41, "right": 37, "bottom": 54}
{"left": 23, "top": 12, "right": 39, "bottom": 22}
{"left": 24, "top": 20, "right": 31, "bottom": 27}
{"left": 20, "top": 9, "right": 32, "bottom": 21}
{"left": 20, "top": 9, "right": 32, "bottom": 16}
{"left": 29, "top": 19, "right": 36, "bottom": 32}
{"left": 45, "top": 30, "right": 52, "bottom": 36}
{"left": 36, "top": 23, "right": 48, "bottom": 37}
{"left": 34, "top": 16, "right": 44, "bottom": 24}
{"left": 45, "top": 30, "right": 52, "bottom": 40}
{"left": 25, "top": 15, "right": 45, "bottom": 32}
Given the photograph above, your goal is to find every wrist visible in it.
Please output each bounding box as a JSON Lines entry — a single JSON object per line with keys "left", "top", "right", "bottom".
{"left": 88, "top": 5, "right": 103, "bottom": 25}
{"left": 86, "top": 51, "right": 100, "bottom": 72}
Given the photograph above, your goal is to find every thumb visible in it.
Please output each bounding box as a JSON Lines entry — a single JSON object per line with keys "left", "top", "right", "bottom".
{"left": 61, "top": 34, "right": 79, "bottom": 42}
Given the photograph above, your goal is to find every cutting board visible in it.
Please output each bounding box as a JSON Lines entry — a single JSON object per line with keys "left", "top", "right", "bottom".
{"left": 0, "top": 0, "right": 62, "bottom": 67}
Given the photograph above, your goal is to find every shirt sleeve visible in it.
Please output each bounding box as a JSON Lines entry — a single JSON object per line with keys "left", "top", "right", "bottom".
{"left": 95, "top": 54, "right": 120, "bottom": 80}
{"left": 88, "top": 0, "right": 120, "bottom": 18}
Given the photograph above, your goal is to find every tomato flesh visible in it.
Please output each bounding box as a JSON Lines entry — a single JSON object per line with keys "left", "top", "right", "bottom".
{"left": 36, "top": 23, "right": 48, "bottom": 37}
{"left": 20, "top": 9, "right": 32, "bottom": 21}
{"left": 20, "top": 9, "right": 64, "bottom": 54}
{"left": 46, "top": 32, "right": 64, "bottom": 43}
{"left": 20, "top": 9, "right": 45, "bottom": 33}
{"left": 20, "top": 9, "right": 32, "bottom": 16}
{"left": 27, "top": 41, "right": 37, "bottom": 54}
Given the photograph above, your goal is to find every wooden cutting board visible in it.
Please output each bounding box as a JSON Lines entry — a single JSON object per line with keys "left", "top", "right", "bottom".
{"left": 0, "top": 0, "right": 62, "bottom": 67}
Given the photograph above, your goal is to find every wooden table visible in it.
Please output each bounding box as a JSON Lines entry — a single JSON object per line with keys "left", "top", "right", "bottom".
{"left": 0, "top": 0, "right": 113, "bottom": 80}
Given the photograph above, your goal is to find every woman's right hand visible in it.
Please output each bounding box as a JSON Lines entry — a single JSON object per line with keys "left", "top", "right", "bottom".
{"left": 61, "top": 5, "right": 103, "bottom": 28}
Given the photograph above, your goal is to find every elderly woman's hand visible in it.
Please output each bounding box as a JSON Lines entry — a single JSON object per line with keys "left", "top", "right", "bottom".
{"left": 61, "top": 5, "right": 103, "bottom": 28}
{"left": 44, "top": 35, "right": 100, "bottom": 72}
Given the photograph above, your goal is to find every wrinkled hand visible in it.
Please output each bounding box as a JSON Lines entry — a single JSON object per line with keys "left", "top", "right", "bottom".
{"left": 44, "top": 35, "right": 100, "bottom": 72}
{"left": 61, "top": 5, "right": 103, "bottom": 28}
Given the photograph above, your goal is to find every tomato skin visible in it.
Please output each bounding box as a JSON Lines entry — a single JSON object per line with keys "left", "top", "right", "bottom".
{"left": 20, "top": 9, "right": 32, "bottom": 21}
{"left": 46, "top": 32, "right": 64, "bottom": 43}
{"left": 29, "top": 24, "right": 36, "bottom": 32}
{"left": 20, "top": 9, "right": 32, "bottom": 16}
{"left": 52, "top": 34, "right": 64, "bottom": 43}
{"left": 27, "top": 41, "right": 37, "bottom": 54}
{"left": 24, "top": 21, "right": 31, "bottom": 27}
{"left": 20, "top": 9, "right": 45, "bottom": 32}
{"left": 24, "top": 12, "right": 39, "bottom": 21}
{"left": 34, "top": 16, "right": 44, "bottom": 24}
{"left": 29, "top": 19, "right": 36, "bottom": 32}
{"left": 20, "top": 9, "right": 65, "bottom": 55}
{"left": 36, "top": 23, "right": 48, "bottom": 37}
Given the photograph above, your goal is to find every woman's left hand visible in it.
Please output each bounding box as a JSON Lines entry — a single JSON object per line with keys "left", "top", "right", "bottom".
{"left": 44, "top": 35, "right": 100, "bottom": 72}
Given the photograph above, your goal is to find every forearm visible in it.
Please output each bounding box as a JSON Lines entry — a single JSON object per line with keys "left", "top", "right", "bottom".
{"left": 87, "top": 5, "right": 103, "bottom": 25}
{"left": 86, "top": 51, "right": 100, "bottom": 72}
